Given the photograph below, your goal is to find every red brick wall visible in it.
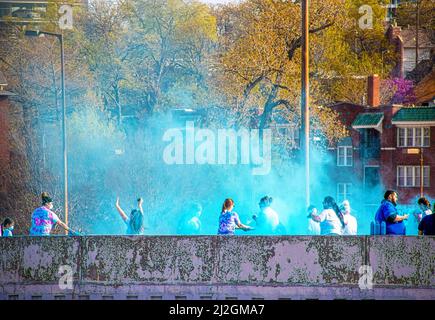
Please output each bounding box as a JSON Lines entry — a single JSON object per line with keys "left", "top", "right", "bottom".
{"left": 327, "top": 103, "right": 366, "bottom": 199}
{"left": 328, "top": 102, "right": 435, "bottom": 205}
{"left": 389, "top": 126, "right": 435, "bottom": 203}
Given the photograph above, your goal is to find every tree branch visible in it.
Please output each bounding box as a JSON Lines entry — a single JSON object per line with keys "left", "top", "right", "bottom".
{"left": 286, "top": 21, "right": 335, "bottom": 60}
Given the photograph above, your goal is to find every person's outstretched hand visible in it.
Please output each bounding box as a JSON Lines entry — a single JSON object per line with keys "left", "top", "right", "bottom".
{"left": 68, "top": 230, "right": 81, "bottom": 236}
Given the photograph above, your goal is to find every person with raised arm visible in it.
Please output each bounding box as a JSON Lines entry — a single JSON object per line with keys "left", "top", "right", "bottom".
{"left": 115, "top": 197, "right": 145, "bottom": 235}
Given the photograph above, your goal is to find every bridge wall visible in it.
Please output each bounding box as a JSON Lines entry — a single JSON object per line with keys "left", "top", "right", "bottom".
{"left": 0, "top": 236, "right": 433, "bottom": 300}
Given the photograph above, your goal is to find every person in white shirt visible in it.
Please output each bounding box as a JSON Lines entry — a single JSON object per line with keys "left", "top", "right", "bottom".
{"left": 177, "top": 202, "right": 203, "bottom": 235}
{"left": 252, "top": 196, "right": 282, "bottom": 235}
{"left": 409, "top": 197, "right": 433, "bottom": 235}
{"left": 307, "top": 205, "right": 320, "bottom": 235}
{"left": 341, "top": 200, "right": 357, "bottom": 235}
{"left": 311, "top": 196, "right": 344, "bottom": 235}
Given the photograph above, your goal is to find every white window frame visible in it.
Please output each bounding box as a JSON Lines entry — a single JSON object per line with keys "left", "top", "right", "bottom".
{"left": 397, "top": 165, "right": 430, "bottom": 187}
{"left": 397, "top": 127, "right": 430, "bottom": 147}
{"left": 337, "top": 146, "right": 353, "bottom": 167}
{"left": 337, "top": 183, "right": 352, "bottom": 203}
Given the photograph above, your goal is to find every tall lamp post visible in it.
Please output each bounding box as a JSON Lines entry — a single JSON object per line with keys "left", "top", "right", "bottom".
{"left": 25, "top": 30, "right": 68, "bottom": 234}
{"left": 301, "top": 0, "right": 310, "bottom": 208}
{"left": 416, "top": 0, "right": 420, "bottom": 68}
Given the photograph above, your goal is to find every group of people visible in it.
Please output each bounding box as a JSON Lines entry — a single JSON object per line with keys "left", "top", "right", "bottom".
{"left": 1, "top": 190, "right": 434, "bottom": 237}
{"left": 1, "top": 192, "right": 78, "bottom": 237}
{"left": 374, "top": 190, "right": 434, "bottom": 235}
{"left": 215, "top": 196, "right": 287, "bottom": 235}
{"left": 307, "top": 197, "right": 358, "bottom": 236}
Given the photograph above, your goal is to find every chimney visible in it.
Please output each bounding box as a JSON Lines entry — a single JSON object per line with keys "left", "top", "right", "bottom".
{"left": 367, "top": 74, "right": 380, "bottom": 107}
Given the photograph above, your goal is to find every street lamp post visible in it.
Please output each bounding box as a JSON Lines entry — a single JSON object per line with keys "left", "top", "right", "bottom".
{"left": 301, "top": 0, "right": 310, "bottom": 208}
{"left": 416, "top": 0, "right": 420, "bottom": 68}
{"left": 25, "top": 30, "right": 69, "bottom": 234}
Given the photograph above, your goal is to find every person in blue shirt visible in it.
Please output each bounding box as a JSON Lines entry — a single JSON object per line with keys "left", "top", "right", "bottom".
{"left": 115, "top": 197, "right": 145, "bottom": 235}
{"left": 375, "top": 190, "right": 409, "bottom": 235}
{"left": 1, "top": 218, "right": 14, "bottom": 237}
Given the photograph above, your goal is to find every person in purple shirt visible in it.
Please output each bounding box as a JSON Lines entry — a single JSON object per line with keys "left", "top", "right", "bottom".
{"left": 30, "top": 192, "right": 76, "bottom": 236}
{"left": 374, "top": 190, "right": 409, "bottom": 235}
{"left": 217, "top": 198, "right": 253, "bottom": 235}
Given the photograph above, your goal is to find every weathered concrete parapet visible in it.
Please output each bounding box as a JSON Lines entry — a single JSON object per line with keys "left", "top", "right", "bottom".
{"left": 0, "top": 237, "right": 80, "bottom": 285}
{"left": 0, "top": 236, "right": 434, "bottom": 300}
{"left": 368, "top": 236, "right": 434, "bottom": 287}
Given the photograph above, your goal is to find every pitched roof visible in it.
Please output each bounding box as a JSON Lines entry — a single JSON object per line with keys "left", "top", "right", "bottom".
{"left": 0, "top": 91, "right": 15, "bottom": 96}
{"left": 400, "top": 26, "right": 433, "bottom": 48}
{"left": 392, "top": 107, "right": 435, "bottom": 123}
{"left": 352, "top": 112, "right": 384, "bottom": 127}
{"left": 414, "top": 70, "right": 435, "bottom": 104}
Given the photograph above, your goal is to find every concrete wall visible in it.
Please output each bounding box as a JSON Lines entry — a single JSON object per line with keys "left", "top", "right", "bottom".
{"left": 0, "top": 236, "right": 434, "bottom": 300}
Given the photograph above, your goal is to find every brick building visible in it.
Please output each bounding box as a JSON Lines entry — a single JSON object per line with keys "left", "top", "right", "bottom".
{"left": 328, "top": 75, "right": 435, "bottom": 216}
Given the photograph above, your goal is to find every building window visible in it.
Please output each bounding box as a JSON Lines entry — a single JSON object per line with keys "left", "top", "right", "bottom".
{"left": 337, "top": 146, "right": 353, "bottom": 166}
{"left": 397, "top": 127, "right": 430, "bottom": 147}
{"left": 337, "top": 183, "right": 352, "bottom": 203}
{"left": 397, "top": 166, "right": 430, "bottom": 187}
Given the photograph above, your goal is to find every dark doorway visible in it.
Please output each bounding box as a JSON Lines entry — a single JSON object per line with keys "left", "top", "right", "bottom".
{"left": 364, "top": 166, "right": 381, "bottom": 203}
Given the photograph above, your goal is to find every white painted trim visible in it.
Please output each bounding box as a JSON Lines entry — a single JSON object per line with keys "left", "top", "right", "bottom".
{"left": 396, "top": 165, "right": 431, "bottom": 188}
{"left": 396, "top": 127, "right": 430, "bottom": 148}
{"left": 352, "top": 115, "right": 384, "bottom": 133}
{"left": 337, "top": 146, "right": 353, "bottom": 167}
{"left": 337, "top": 182, "right": 352, "bottom": 203}
{"left": 393, "top": 122, "right": 435, "bottom": 127}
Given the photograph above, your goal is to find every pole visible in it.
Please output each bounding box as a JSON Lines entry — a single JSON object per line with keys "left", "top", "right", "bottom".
{"left": 301, "top": 0, "right": 310, "bottom": 208}
{"left": 420, "top": 147, "right": 423, "bottom": 197}
{"left": 60, "top": 34, "right": 68, "bottom": 234}
{"left": 24, "top": 30, "right": 69, "bottom": 234}
{"left": 416, "top": 0, "right": 420, "bottom": 68}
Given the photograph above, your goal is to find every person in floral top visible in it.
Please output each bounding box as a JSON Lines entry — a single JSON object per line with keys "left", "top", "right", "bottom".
{"left": 30, "top": 192, "right": 77, "bottom": 236}
{"left": 217, "top": 198, "right": 253, "bottom": 235}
